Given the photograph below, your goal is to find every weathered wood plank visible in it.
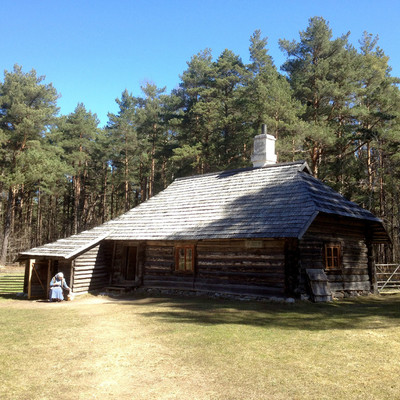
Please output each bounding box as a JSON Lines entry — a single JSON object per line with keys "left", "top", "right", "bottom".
{"left": 327, "top": 274, "right": 370, "bottom": 282}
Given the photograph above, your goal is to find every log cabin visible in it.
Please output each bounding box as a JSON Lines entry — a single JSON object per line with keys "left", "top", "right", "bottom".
{"left": 19, "top": 127, "right": 389, "bottom": 301}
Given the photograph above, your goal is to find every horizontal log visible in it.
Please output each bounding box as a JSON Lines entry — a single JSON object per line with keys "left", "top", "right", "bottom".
{"left": 72, "top": 283, "right": 107, "bottom": 290}
{"left": 71, "top": 288, "right": 88, "bottom": 293}
{"left": 74, "top": 262, "right": 106, "bottom": 269}
{"left": 198, "top": 277, "right": 285, "bottom": 286}
{"left": 342, "top": 261, "right": 368, "bottom": 267}
{"left": 198, "top": 239, "right": 284, "bottom": 249}
{"left": 144, "top": 241, "right": 181, "bottom": 246}
{"left": 344, "top": 281, "right": 370, "bottom": 290}
{"left": 146, "top": 247, "right": 173, "bottom": 255}
{"left": 343, "top": 256, "right": 368, "bottom": 262}
{"left": 194, "top": 281, "right": 284, "bottom": 295}
{"left": 144, "top": 268, "right": 172, "bottom": 275}
{"left": 197, "top": 260, "right": 284, "bottom": 269}
{"left": 341, "top": 267, "right": 368, "bottom": 274}
{"left": 327, "top": 274, "right": 370, "bottom": 282}
{"left": 145, "top": 261, "right": 173, "bottom": 268}
{"left": 72, "top": 277, "right": 109, "bottom": 285}
{"left": 330, "top": 281, "right": 370, "bottom": 291}
{"left": 199, "top": 265, "right": 285, "bottom": 274}
{"left": 144, "top": 274, "right": 194, "bottom": 282}
{"left": 143, "top": 280, "right": 185, "bottom": 288}
{"left": 76, "top": 251, "right": 101, "bottom": 257}
{"left": 143, "top": 279, "right": 285, "bottom": 296}
{"left": 73, "top": 272, "right": 109, "bottom": 279}
{"left": 198, "top": 267, "right": 284, "bottom": 276}
{"left": 74, "top": 257, "right": 106, "bottom": 264}
{"left": 196, "top": 275, "right": 284, "bottom": 288}
{"left": 198, "top": 269, "right": 284, "bottom": 279}
{"left": 73, "top": 266, "right": 108, "bottom": 272}
{"left": 301, "top": 262, "right": 324, "bottom": 268}
{"left": 343, "top": 247, "right": 367, "bottom": 253}
{"left": 143, "top": 280, "right": 194, "bottom": 290}
{"left": 199, "top": 253, "right": 284, "bottom": 261}
{"left": 200, "top": 248, "right": 270, "bottom": 255}
{"left": 145, "top": 258, "right": 174, "bottom": 265}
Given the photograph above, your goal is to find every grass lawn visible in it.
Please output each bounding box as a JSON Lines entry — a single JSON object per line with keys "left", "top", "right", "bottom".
{"left": 0, "top": 293, "right": 400, "bottom": 400}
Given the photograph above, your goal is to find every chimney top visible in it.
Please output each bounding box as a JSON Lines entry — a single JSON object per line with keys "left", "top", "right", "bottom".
{"left": 251, "top": 124, "right": 277, "bottom": 168}
{"left": 261, "top": 123, "right": 267, "bottom": 135}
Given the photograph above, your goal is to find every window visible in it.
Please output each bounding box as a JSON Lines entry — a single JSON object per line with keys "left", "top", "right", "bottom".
{"left": 325, "top": 244, "right": 341, "bottom": 270}
{"left": 175, "top": 245, "right": 195, "bottom": 272}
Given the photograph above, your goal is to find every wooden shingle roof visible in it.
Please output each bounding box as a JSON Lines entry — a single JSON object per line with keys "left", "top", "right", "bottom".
{"left": 19, "top": 161, "right": 389, "bottom": 259}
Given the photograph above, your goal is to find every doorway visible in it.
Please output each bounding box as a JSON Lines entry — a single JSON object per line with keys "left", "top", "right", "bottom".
{"left": 123, "top": 246, "right": 137, "bottom": 281}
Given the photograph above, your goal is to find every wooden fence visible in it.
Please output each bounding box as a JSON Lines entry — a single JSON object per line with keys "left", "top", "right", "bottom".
{"left": 0, "top": 273, "right": 24, "bottom": 295}
{"left": 376, "top": 264, "right": 400, "bottom": 292}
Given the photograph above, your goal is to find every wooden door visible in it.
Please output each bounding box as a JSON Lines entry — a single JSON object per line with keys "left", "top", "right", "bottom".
{"left": 124, "top": 246, "right": 137, "bottom": 281}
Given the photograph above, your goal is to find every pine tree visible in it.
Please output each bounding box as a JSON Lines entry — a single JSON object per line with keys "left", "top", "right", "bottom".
{"left": 107, "top": 90, "right": 140, "bottom": 213}
{"left": 55, "top": 103, "right": 99, "bottom": 234}
{"left": 172, "top": 49, "right": 220, "bottom": 175}
{"left": 213, "top": 49, "right": 250, "bottom": 169}
{"left": 280, "top": 17, "right": 354, "bottom": 176}
{"left": 245, "top": 30, "right": 305, "bottom": 162}
{"left": 134, "top": 83, "right": 168, "bottom": 198}
{"left": 0, "top": 65, "right": 59, "bottom": 263}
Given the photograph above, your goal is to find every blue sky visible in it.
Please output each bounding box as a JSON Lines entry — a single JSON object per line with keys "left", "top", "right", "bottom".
{"left": 2, "top": 0, "right": 400, "bottom": 127}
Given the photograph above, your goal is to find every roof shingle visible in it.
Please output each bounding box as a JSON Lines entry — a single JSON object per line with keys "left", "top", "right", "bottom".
{"left": 19, "top": 161, "right": 388, "bottom": 259}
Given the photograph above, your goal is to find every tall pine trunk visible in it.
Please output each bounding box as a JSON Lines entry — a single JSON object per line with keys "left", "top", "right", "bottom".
{"left": 0, "top": 187, "right": 16, "bottom": 265}
{"left": 102, "top": 163, "right": 108, "bottom": 223}
{"left": 73, "top": 176, "right": 81, "bottom": 235}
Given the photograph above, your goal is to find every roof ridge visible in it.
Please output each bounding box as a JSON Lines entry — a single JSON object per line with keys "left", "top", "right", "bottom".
{"left": 174, "top": 160, "right": 308, "bottom": 182}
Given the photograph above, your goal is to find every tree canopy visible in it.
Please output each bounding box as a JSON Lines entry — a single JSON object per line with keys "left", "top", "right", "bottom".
{"left": 1, "top": 17, "right": 400, "bottom": 264}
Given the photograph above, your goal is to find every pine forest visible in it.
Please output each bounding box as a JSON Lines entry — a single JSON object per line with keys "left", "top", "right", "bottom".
{"left": 1, "top": 17, "right": 400, "bottom": 264}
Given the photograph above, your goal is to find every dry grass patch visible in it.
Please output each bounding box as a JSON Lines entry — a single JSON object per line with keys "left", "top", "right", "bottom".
{"left": 0, "top": 293, "right": 400, "bottom": 399}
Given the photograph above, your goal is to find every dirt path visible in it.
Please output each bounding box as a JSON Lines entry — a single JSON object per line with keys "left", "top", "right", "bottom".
{"left": 71, "top": 296, "right": 216, "bottom": 400}
{"left": 1, "top": 295, "right": 217, "bottom": 400}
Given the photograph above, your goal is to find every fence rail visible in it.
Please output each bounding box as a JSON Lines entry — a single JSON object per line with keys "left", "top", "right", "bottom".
{"left": 376, "top": 264, "right": 400, "bottom": 292}
{"left": 0, "top": 273, "right": 24, "bottom": 294}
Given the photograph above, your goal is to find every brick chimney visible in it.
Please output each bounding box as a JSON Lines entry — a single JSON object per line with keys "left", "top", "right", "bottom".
{"left": 251, "top": 124, "right": 277, "bottom": 167}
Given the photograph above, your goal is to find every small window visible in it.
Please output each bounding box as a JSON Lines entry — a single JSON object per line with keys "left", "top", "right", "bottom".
{"left": 175, "top": 245, "right": 194, "bottom": 272}
{"left": 325, "top": 244, "right": 341, "bottom": 270}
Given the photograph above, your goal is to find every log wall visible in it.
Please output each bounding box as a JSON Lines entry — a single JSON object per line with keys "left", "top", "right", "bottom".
{"left": 299, "top": 214, "right": 371, "bottom": 295}
{"left": 143, "top": 242, "right": 193, "bottom": 289}
{"left": 142, "top": 239, "right": 286, "bottom": 296}
{"left": 71, "top": 242, "right": 113, "bottom": 293}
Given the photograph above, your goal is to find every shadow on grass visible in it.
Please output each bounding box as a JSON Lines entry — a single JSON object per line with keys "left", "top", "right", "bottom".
{"left": 108, "top": 292, "right": 400, "bottom": 331}
{"left": 0, "top": 293, "right": 26, "bottom": 300}
{"left": 3, "top": 290, "right": 400, "bottom": 331}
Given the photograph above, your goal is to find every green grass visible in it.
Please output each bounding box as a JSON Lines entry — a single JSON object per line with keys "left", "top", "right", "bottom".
{"left": 1, "top": 294, "right": 400, "bottom": 399}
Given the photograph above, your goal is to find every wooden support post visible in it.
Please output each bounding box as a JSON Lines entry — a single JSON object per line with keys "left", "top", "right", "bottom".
{"left": 27, "top": 259, "right": 35, "bottom": 300}
{"left": 110, "top": 242, "right": 116, "bottom": 284}
{"left": 70, "top": 259, "right": 74, "bottom": 292}
{"left": 137, "top": 241, "right": 146, "bottom": 286}
{"left": 367, "top": 237, "right": 377, "bottom": 294}
{"left": 47, "top": 260, "right": 51, "bottom": 298}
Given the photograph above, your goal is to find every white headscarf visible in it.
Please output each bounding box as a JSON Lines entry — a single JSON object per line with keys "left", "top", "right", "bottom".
{"left": 57, "top": 272, "right": 64, "bottom": 279}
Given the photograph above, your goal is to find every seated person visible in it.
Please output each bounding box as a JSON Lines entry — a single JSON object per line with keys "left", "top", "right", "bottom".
{"left": 49, "top": 272, "right": 71, "bottom": 302}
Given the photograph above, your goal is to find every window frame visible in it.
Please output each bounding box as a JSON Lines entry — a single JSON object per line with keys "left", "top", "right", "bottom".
{"left": 174, "top": 244, "right": 195, "bottom": 273}
{"left": 324, "top": 243, "right": 342, "bottom": 270}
